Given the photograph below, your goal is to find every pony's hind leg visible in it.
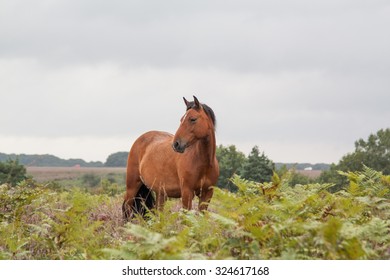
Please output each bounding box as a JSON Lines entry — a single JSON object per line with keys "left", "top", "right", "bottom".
{"left": 122, "top": 199, "right": 132, "bottom": 221}
{"left": 123, "top": 172, "right": 142, "bottom": 221}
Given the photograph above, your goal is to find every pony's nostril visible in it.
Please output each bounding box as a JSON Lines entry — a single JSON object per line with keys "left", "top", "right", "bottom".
{"left": 173, "top": 141, "right": 180, "bottom": 151}
{"left": 173, "top": 140, "right": 186, "bottom": 153}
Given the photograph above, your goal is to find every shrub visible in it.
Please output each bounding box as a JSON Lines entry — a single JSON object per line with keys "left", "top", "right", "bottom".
{"left": 0, "top": 159, "right": 27, "bottom": 186}
{"left": 81, "top": 173, "right": 101, "bottom": 188}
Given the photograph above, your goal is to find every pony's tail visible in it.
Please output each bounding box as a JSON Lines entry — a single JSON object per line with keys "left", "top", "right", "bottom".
{"left": 122, "top": 183, "right": 155, "bottom": 221}
{"left": 134, "top": 183, "right": 155, "bottom": 217}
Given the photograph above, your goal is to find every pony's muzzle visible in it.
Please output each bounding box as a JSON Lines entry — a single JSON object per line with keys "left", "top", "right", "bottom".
{"left": 172, "top": 140, "right": 186, "bottom": 153}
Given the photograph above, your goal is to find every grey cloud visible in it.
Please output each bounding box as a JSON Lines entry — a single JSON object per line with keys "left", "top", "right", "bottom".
{"left": 1, "top": 0, "right": 389, "bottom": 163}
{"left": 2, "top": 0, "right": 389, "bottom": 73}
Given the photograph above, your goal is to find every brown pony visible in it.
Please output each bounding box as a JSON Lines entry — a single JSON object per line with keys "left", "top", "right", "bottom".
{"left": 122, "top": 96, "right": 219, "bottom": 220}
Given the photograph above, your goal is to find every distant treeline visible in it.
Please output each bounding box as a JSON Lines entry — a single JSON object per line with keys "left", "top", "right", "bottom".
{"left": 0, "top": 153, "right": 104, "bottom": 167}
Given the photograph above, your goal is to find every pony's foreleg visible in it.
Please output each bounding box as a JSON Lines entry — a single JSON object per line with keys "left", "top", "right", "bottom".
{"left": 181, "top": 187, "right": 195, "bottom": 210}
{"left": 199, "top": 187, "right": 214, "bottom": 211}
{"left": 156, "top": 189, "right": 167, "bottom": 211}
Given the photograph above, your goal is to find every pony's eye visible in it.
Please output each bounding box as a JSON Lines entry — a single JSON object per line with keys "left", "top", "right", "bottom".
{"left": 190, "top": 117, "right": 197, "bottom": 123}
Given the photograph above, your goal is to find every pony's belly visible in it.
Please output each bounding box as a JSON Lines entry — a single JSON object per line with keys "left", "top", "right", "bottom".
{"left": 139, "top": 145, "right": 182, "bottom": 197}
{"left": 151, "top": 183, "right": 182, "bottom": 198}
{"left": 141, "top": 175, "right": 182, "bottom": 197}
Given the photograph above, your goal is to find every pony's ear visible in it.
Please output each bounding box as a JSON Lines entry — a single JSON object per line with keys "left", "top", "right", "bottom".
{"left": 193, "top": 95, "right": 201, "bottom": 110}
{"left": 183, "top": 97, "right": 191, "bottom": 109}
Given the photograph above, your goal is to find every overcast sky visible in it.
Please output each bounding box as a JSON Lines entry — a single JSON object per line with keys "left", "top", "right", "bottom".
{"left": 1, "top": 0, "right": 389, "bottom": 163}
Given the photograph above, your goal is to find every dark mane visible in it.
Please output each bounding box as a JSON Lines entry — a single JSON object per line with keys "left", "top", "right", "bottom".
{"left": 186, "top": 102, "right": 216, "bottom": 129}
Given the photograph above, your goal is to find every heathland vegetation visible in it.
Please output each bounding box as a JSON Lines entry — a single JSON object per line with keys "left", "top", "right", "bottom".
{"left": 0, "top": 128, "right": 389, "bottom": 259}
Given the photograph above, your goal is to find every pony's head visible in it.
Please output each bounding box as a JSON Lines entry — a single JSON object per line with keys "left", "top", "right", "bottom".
{"left": 172, "top": 96, "right": 216, "bottom": 153}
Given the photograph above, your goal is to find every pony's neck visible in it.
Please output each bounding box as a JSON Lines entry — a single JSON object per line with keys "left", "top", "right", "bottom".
{"left": 198, "top": 128, "right": 216, "bottom": 168}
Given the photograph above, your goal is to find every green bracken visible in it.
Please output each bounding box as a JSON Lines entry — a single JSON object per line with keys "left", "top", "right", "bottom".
{"left": 0, "top": 166, "right": 389, "bottom": 259}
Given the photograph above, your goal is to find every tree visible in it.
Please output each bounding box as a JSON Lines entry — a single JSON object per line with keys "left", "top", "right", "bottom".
{"left": 105, "top": 152, "right": 128, "bottom": 167}
{"left": 240, "top": 146, "right": 274, "bottom": 183}
{"left": 0, "top": 159, "right": 27, "bottom": 186}
{"left": 319, "top": 128, "right": 390, "bottom": 191}
{"left": 216, "top": 145, "right": 246, "bottom": 191}
{"left": 353, "top": 128, "right": 390, "bottom": 173}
